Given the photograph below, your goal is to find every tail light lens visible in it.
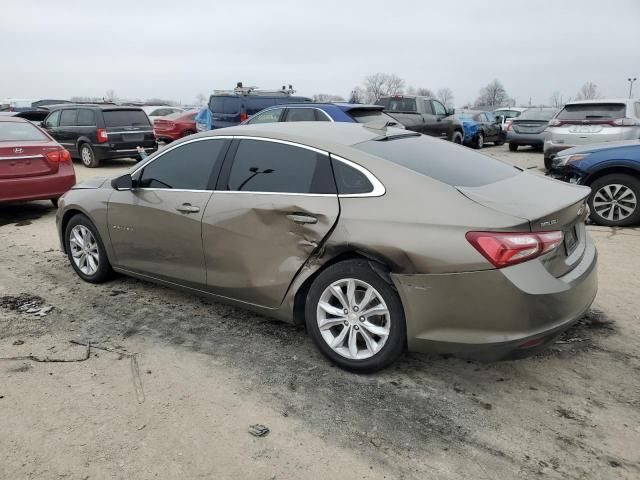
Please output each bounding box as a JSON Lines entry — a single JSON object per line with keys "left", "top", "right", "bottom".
{"left": 96, "top": 128, "right": 108, "bottom": 143}
{"left": 240, "top": 112, "right": 248, "bottom": 122}
{"left": 46, "top": 149, "right": 71, "bottom": 162}
{"left": 466, "top": 231, "right": 564, "bottom": 268}
{"left": 506, "top": 122, "right": 513, "bottom": 131}
{"left": 548, "top": 119, "right": 561, "bottom": 127}
{"left": 612, "top": 117, "right": 638, "bottom": 126}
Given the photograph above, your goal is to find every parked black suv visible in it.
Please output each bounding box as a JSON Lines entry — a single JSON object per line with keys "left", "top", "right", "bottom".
{"left": 41, "top": 104, "right": 156, "bottom": 167}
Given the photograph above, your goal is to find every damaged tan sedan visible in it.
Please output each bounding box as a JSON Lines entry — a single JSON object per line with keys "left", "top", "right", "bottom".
{"left": 56, "top": 123, "right": 597, "bottom": 372}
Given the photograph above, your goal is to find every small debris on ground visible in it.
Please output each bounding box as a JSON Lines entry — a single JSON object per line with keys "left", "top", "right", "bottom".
{"left": 0, "top": 294, "right": 54, "bottom": 317}
{"left": 248, "top": 424, "right": 270, "bottom": 437}
{"left": 12, "top": 340, "right": 25, "bottom": 346}
{"left": 109, "top": 290, "right": 127, "bottom": 297}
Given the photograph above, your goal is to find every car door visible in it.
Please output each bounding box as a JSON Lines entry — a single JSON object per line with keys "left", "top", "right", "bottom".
{"left": 108, "top": 137, "right": 229, "bottom": 286}
{"left": 56, "top": 109, "right": 78, "bottom": 153}
{"left": 419, "top": 98, "right": 439, "bottom": 136}
{"left": 202, "top": 138, "right": 340, "bottom": 308}
{"left": 41, "top": 110, "right": 61, "bottom": 139}
{"left": 430, "top": 100, "right": 449, "bottom": 139}
{"left": 483, "top": 112, "right": 500, "bottom": 141}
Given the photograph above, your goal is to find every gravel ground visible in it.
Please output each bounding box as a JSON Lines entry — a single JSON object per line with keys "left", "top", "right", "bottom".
{"left": 1, "top": 145, "right": 640, "bottom": 479}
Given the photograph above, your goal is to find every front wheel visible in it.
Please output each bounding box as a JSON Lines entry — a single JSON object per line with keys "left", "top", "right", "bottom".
{"left": 65, "top": 214, "right": 113, "bottom": 283}
{"left": 588, "top": 174, "right": 640, "bottom": 227}
{"left": 509, "top": 143, "right": 518, "bottom": 152}
{"left": 305, "top": 260, "right": 406, "bottom": 373}
{"left": 473, "top": 132, "right": 484, "bottom": 149}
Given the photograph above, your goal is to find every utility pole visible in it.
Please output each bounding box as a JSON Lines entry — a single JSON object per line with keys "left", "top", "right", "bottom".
{"left": 629, "top": 77, "right": 637, "bottom": 99}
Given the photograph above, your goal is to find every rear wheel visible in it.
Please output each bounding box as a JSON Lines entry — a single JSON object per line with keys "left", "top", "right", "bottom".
{"left": 587, "top": 174, "right": 640, "bottom": 227}
{"left": 451, "top": 131, "right": 463, "bottom": 144}
{"left": 473, "top": 132, "right": 484, "bottom": 149}
{"left": 64, "top": 214, "right": 113, "bottom": 283}
{"left": 305, "top": 260, "right": 406, "bottom": 373}
{"left": 79, "top": 143, "right": 100, "bottom": 168}
{"left": 544, "top": 155, "right": 553, "bottom": 170}
{"left": 494, "top": 134, "right": 505, "bottom": 146}
{"left": 508, "top": 143, "right": 518, "bottom": 152}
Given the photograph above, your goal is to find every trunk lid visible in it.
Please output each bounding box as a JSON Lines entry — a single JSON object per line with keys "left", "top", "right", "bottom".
{"left": 0, "top": 141, "right": 60, "bottom": 179}
{"left": 103, "top": 109, "right": 155, "bottom": 150}
{"left": 511, "top": 119, "right": 549, "bottom": 134}
{"left": 457, "top": 172, "right": 590, "bottom": 277}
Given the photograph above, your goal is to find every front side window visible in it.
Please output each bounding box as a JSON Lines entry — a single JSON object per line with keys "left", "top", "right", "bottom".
{"left": 432, "top": 100, "right": 446, "bottom": 116}
{"left": 227, "top": 139, "right": 335, "bottom": 194}
{"left": 285, "top": 108, "right": 316, "bottom": 122}
{"left": 139, "top": 139, "right": 225, "bottom": 189}
{"left": 44, "top": 110, "right": 60, "bottom": 128}
{"left": 247, "top": 108, "right": 284, "bottom": 124}
{"left": 59, "top": 109, "right": 77, "bottom": 127}
{"left": 77, "top": 109, "right": 96, "bottom": 126}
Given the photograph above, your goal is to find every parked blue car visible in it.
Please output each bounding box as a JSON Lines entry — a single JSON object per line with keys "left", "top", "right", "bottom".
{"left": 455, "top": 110, "right": 504, "bottom": 149}
{"left": 547, "top": 140, "right": 640, "bottom": 226}
{"left": 243, "top": 103, "right": 404, "bottom": 127}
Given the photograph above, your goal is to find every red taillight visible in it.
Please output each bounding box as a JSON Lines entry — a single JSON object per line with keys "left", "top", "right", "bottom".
{"left": 506, "top": 121, "right": 513, "bottom": 131}
{"left": 240, "top": 112, "right": 248, "bottom": 122}
{"left": 46, "top": 149, "right": 71, "bottom": 163}
{"left": 466, "top": 231, "right": 564, "bottom": 268}
{"left": 96, "top": 128, "right": 108, "bottom": 143}
{"left": 612, "top": 117, "right": 638, "bottom": 127}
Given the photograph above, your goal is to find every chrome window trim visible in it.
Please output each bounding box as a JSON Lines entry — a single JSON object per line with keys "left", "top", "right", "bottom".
{"left": 130, "top": 134, "right": 385, "bottom": 198}
{"left": 133, "top": 188, "right": 214, "bottom": 193}
{"left": 0, "top": 154, "right": 44, "bottom": 161}
{"left": 247, "top": 106, "right": 335, "bottom": 124}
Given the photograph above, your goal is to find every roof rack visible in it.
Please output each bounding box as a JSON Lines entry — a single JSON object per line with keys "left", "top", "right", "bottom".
{"left": 213, "top": 82, "right": 297, "bottom": 96}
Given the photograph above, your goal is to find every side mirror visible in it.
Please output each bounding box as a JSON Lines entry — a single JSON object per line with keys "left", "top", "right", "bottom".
{"left": 111, "top": 174, "right": 133, "bottom": 191}
{"left": 446, "top": 107, "right": 455, "bottom": 116}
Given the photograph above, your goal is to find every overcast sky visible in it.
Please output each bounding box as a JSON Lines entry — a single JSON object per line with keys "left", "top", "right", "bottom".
{"left": 2, "top": 0, "right": 639, "bottom": 106}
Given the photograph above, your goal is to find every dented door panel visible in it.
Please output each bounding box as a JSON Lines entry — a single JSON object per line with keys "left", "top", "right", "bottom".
{"left": 202, "top": 192, "right": 339, "bottom": 308}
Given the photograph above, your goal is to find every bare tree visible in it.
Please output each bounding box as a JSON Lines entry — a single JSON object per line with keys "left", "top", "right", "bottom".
{"left": 104, "top": 89, "right": 118, "bottom": 102}
{"left": 312, "top": 93, "right": 346, "bottom": 102}
{"left": 415, "top": 87, "right": 434, "bottom": 97}
{"left": 575, "top": 82, "right": 600, "bottom": 100}
{"left": 549, "top": 91, "right": 571, "bottom": 108}
{"left": 196, "top": 93, "right": 207, "bottom": 106}
{"left": 474, "top": 80, "right": 511, "bottom": 108}
{"left": 362, "top": 73, "right": 405, "bottom": 103}
{"left": 437, "top": 88, "right": 454, "bottom": 107}
{"left": 349, "top": 87, "right": 366, "bottom": 104}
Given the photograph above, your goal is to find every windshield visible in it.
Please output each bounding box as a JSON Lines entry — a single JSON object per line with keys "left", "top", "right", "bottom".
{"left": 558, "top": 103, "right": 625, "bottom": 120}
{"left": 104, "top": 110, "right": 151, "bottom": 127}
{"left": 355, "top": 134, "right": 518, "bottom": 187}
{"left": 377, "top": 97, "right": 417, "bottom": 113}
{"left": 517, "top": 109, "right": 557, "bottom": 121}
{"left": 0, "top": 121, "right": 48, "bottom": 141}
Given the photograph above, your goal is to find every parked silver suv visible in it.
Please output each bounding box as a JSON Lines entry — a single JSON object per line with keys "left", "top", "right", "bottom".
{"left": 544, "top": 98, "right": 640, "bottom": 169}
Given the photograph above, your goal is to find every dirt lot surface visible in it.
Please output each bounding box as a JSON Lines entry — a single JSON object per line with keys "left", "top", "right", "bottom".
{"left": 2, "top": 146, "right": 640, "bottom": 479}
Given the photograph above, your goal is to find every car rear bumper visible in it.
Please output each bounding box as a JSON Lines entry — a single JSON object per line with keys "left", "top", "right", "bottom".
{"left": 95, "top": 145, "right": 157, "bottom": 160}
{"left": 507, "top": 132, "right": 546, "bottom": 145}
{"left": 543, "top": 141, "right": 573, "bottom": 158}
{"left": 0, "top": 162, "right": 76, "bottom": 202}
{"left": 391, "top": 235, "right": 598, "bottom": 361}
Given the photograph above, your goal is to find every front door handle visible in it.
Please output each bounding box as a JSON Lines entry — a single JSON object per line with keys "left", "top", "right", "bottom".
{"left": 175, "top": 203, "right": 200, "bottom": 214}
{"left": 287, "top": 214, "right": 318, "bottom": 224}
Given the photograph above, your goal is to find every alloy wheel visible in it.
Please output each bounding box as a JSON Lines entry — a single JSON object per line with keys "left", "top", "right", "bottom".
{"left": 81, "top": 146, "right": 92, "bottom": 166}
{"left": 316, "top": 278, "right": 390, "bottom": 360}
{"left": 592, "top": 183, "right": 637, "bottom": 222}
{"left": 69, "top": 225, "right": 100, "bottom": 275}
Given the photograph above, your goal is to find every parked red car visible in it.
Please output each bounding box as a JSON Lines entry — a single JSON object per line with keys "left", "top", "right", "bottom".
{"left": 153, "top": 110, "right": 198, "bottom": 143}
{"left": 0, "top": 116, "right": 75, "bottom": 207}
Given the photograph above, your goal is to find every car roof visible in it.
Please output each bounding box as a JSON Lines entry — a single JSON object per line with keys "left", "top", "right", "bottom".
{"left": 259, "top": 103, "right": 382, "bottom": 111}
{"left": 565, "top": 98, "right": 634, "bottom": 106}
{"left": 47, "top": 103, "right": 143, "bottom": 111}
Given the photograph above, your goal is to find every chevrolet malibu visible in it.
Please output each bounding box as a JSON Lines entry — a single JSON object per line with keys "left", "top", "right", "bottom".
{"left": 56, "top": 123, "right": 598, "bottom": 372}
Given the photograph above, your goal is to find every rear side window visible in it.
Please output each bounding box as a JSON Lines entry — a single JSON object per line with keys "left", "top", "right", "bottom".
{"left": 354, "top": 134, "right": 518, "bottom": 187}
{"left": 59, "top": 109, "right": 77, "bottom": 127}
{"left": 285, "top": 108, "right": 316, "bottom": 122}
{"left": 377, "top": 97, "right": 417, "bottom": 113}
{"left": 104, "top": 110, "right": 151, "bottom": 127}
{"left": 557, "top": 103, "right": 626, "bottom": 121}
{"left": 77, "top": 109, "right": 96, "bottom": 126}
{"left": 331, "top": 158, "right": 373, "bottom": 195}
{"left": 139, "top": 139, "right": 226, "bottom": 189}
{"left": 227, "top": 139, "right": 335, "bottom": 194}
{"left": 0, "top": 121, "right": 48, "bottom": 141}
{"left": 247, "top": 108, "right": 284, "bottom": 124}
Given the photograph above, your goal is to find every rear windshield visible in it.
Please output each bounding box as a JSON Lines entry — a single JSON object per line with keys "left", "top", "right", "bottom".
{"left": 557, "top": 103, "right": 625, "bottom": 121}
{"left": 209, "top": 96, "right": 241, "bottom": 114}
{"left": 517, "top": 109, "right": 557, "bottom": 121}
{"left": 103, "top": 110, "right": 151, "bottom": 127}
{"left": 354, "top": 134, "right": 518, "bottom": 187}
{"left": 349, "top": 110, "right": 397, "bottom": 124}
{"left": 0, "top": 121, "right": 48, "bottom": 141}
{"left": 377, "top": 97, "right": 417, "bottom": 113}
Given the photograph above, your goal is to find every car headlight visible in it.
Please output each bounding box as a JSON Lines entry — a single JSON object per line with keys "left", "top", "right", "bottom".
{"left": 553, "top": 153, "right": 590, "bottom": 167}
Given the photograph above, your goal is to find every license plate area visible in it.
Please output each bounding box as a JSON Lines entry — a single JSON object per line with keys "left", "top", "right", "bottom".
{"left": 124, "top": 133, "right": 144, "bottom": 142}
{"left": 569, "top": 125, "right": 602, "bottom": 133}
{"left": 564, "top": 225, "right": 579, "bottom": 255}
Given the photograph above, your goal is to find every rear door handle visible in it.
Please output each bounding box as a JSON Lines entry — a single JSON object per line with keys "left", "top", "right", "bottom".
{"left": 175, "top": 203, "right": 200, "bottom": 213}
{"left": 287, "top": 214, "right": 318, "bottom": 224}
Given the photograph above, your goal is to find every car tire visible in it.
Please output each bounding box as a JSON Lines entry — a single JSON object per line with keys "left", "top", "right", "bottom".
{"left": 305, "top": 259, "right": 406, "bottom": 373}
{"left": 544, "top": 156, "right": 553, "bottom": 170}
{"left": 495, "top": 134, "right": 505, "bottom": 146}
{"left": 65, "top": 214, "right": 113, "bottom": 283}
{"left": 508, "top": 143, "right": 518, "bottom": 152}
{"left": 79, "top": 143, "right": 100, "bottom": 168}
{"left": 51, "top": 198, "right": 59, "bottom": 208}
{"left": 473, "top": 132, "right": 484, "bottom": 149}
{"left": 587, "top": 174, "right": 640, "bottom": 227}
{"left": 451, "top": 131, "right": 463, "bottom": 144}
{"left": 182, "top": 130, "right": 196, "bottom": 138}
